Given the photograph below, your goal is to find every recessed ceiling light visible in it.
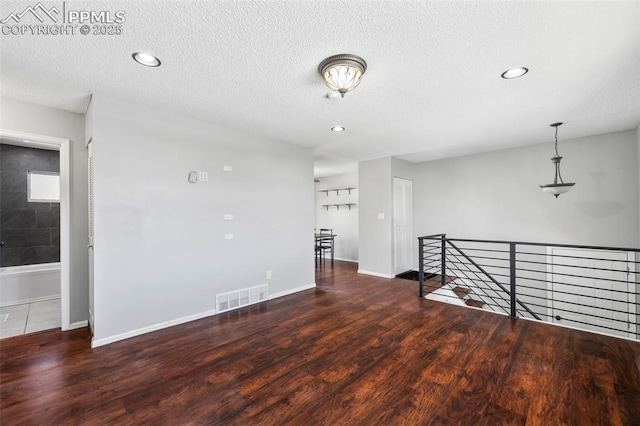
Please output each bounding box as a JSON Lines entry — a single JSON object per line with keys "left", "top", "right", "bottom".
{"left": 132, "top": 52, "right": 161, "bottom": 67}
{"left": 501, "top": 67, "right": 528, "bottom": 79}
{"left": 331, "top": 126, "right": 345, "bottom": 132}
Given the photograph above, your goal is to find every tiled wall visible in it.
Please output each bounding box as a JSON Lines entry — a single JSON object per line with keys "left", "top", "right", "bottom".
{"left": 0, "top": 144, "right": 60, "bottom": 267}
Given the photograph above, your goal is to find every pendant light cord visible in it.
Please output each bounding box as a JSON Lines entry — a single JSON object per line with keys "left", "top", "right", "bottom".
{"left": 554, "top": 125, "right": 559, "bottom": 157}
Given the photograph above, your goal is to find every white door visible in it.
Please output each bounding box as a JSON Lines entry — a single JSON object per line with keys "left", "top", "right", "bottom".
{"left": 87, "top": 140, "right": 95, "bottom": 331}
{"left": 393, "top": 178, "right": 413, "bottom": 274}
{"left": 548, "top": 248, "right": 636, "bottom": 339}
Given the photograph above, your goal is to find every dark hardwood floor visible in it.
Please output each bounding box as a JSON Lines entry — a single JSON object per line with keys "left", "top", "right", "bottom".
{"left": 1, "top": 261, "right": 639, "bottom": 425}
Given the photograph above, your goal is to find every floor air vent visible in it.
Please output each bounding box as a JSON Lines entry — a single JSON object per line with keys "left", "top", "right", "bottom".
{"left": 216, "top": 284, "right": 268, "bottom": 313}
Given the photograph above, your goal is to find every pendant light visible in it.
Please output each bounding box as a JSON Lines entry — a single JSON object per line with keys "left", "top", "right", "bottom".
{"left": 539, "top": 122, "right": 575, "bottom": 198}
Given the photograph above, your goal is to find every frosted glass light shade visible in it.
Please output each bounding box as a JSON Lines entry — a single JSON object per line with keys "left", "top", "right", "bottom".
{"left": 323, "top": 64, "right": 362, "bottom": 93}
{"left": 319, "top": 54, "right": 367, "bottom": 97}
{"left": 539, "top": 183, "right": 575, "bottom": 198}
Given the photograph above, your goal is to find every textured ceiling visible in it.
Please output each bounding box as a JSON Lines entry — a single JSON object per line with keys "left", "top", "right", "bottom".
{"left": 1, "top": 1, "right": 639, "bottom": 177}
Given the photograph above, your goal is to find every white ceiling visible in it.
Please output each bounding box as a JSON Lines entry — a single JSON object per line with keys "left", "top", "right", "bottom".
{"left": 1, "top": 1, "right": 639, "bottom": 177}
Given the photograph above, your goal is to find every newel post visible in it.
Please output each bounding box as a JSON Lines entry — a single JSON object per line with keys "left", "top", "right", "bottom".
{"left": 441, "top": 236, "right": 447, "bottom": 287}
{"left": 418, "top": 237, "right": 424, "bottom": 298}
{"left": 509, "top": 243, "right": 517, "bottom": 318}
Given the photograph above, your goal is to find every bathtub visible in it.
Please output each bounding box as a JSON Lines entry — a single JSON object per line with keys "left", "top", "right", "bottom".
{"left": 0, "top": 263, "right": 60, "bottom": 307}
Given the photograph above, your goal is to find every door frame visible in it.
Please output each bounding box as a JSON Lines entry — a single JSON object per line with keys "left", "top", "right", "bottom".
{"left": 546, "top": 246, "right": 637, "bottom": 340}
{"left": 0, "top": 129, "right": 71, "bottom": 331}
{"left": 86, "top": 138, "right": 94, "bottom": 333}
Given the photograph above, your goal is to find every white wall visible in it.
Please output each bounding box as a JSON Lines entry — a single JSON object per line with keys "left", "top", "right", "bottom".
{"left": 413, "top": 129, "right": 639, "bottom": 249}
{"left": 90, "top": 95, "right": 314, "bottom": 345}
{"left": 358, "top": 157, "right": 416, "bottom": 277}
{"left": 358, "top": 158, "right": 393, "bottom": 276}
{"left": 637, "top": 125, "right": 640, "bottom": 327}
{"left": 637, "top": 125, "right": 640, "bottom": 246}
{"left": 314, "top": 172, "right": 358, "bottom": 262}
{"left": 0, "top": 98, "right": 88, "bottom": 324}
{"left": 391, "top": 157, "right": 415, "bottom": 181}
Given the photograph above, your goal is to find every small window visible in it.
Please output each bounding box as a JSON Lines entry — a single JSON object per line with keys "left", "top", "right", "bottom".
{"left": 27, "top": 171, "right": 60, "bottom": 202}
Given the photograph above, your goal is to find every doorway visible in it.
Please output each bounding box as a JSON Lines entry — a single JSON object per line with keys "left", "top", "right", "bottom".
{"left": 393, "top": 177, "right": 413, "bottom": 275}
{"left": 0, "top": 129, "right": 71, "bottom": 332}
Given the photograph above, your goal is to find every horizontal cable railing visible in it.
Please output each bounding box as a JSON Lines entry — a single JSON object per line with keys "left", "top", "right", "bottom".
{"left": 418, "top": 234, "right": 640, "bottom": 341}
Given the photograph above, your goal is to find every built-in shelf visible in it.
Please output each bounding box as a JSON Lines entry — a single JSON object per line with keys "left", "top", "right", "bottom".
{"left": 319, "top": 187, "right": 356, "bottom": 196}
{"left": 321, "top": 203, "right": 357, "bottom": 211}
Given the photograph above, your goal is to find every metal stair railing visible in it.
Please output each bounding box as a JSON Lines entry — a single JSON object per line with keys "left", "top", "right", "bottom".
{"left": 418, "top": 234, "right": 640, "bottom": 341}
{"left": 443, "top": 248, "right": 511, "bottom": 315}
{"left": 446, "top": 240, "right": 541, "bottom": 320}
{"left": 419, "top": 234, "right": 539, "bottom": 319}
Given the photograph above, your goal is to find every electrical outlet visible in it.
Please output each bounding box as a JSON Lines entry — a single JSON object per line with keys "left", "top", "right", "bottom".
{"left": 198, "top": 172, "right": 209, "bottom": 182}
{"left": 266, "top": 270, "right": 272, "bottom": 280}
{"left": 224, "top": 233, "right": 234, "bottom": 240}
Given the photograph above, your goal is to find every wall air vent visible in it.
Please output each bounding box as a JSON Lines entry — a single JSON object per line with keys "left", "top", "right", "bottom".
{"left": 216, "top": 284, "right": 268, "bottom": 313}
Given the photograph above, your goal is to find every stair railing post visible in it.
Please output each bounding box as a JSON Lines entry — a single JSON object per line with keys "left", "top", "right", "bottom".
{"left": 418, "top": 237, "right": 424, "bottom": 298}
{"left": 509, "top": 243, "right": 517, "bottom": 318}
{"left": 441, "top": 235, "right": 446, "bottom": 287}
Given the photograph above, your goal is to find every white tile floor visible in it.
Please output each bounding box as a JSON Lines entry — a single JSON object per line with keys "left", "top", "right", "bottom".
{"left": 0, "top": 299, "right": 61, "bottom": 339}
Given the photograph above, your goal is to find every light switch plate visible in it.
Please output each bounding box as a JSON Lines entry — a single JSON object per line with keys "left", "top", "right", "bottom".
{"left": 224, "top": 214, "right": 233, "bottom": 220}
{"left": 223, "top": 165, "right": 233, "bottom": 172}
{"left": 378, "top": 213, "right": 385, "bottom": 220}
{"left": 224, "top": 233, "right": 234, "bottom": 240}
{"left": 266, "top": 270, "right": 272, "bottom": 279}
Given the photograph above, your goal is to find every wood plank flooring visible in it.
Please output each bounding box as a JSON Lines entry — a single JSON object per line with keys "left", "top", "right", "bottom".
{"left": 1, "top": 261, "right": 639, "bottom": 425}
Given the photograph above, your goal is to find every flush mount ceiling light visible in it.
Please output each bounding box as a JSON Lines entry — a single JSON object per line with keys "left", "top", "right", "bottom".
{"left": 132, "top": 52, "right": 161, "bottom": 67}
{"left": 501, "top": 67, "right": 528, "bottom": 79}
{"left": 539, "top": 122, "right": 575, "bottom": 198}
{"left": 331, "top": 126, "right": 345, "bottom": 132}
{"left": 318, "top": 54, "right": 367, "bottom": 97}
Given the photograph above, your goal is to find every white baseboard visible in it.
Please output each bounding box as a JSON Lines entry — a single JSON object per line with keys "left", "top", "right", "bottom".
{"left": 91, "top": 283, "right": 316, "bottom": 348}
{"left": 0, "top": 294, "right": 60, "bottom": 308}
{"left": 334, "top": 257, "right": 358, "bottom": 263}
{"left": 519, "top": 315, "right": 640, "bottom": 343}
{"left": 357, "top": 270, "right": 395, "bottom": 279}
{"left": 92, "top": 308, "right": 217, "bottom": 348}
{"left": 269, "top": 283, "right": 316, "bottom": 300}
{"left": 67, "top": 320, "right": 88, "bottom": 330}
